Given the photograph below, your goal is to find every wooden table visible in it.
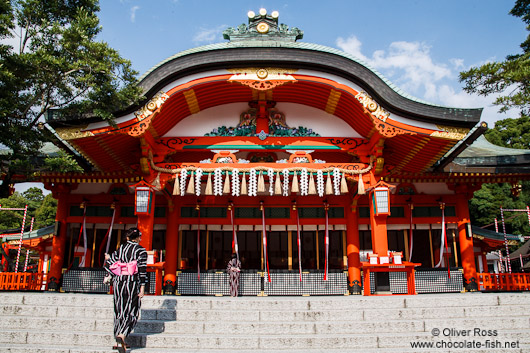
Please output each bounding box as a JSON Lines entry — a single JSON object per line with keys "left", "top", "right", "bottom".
{"left": 361, "top": 262, "right": 421, "bottom": 296}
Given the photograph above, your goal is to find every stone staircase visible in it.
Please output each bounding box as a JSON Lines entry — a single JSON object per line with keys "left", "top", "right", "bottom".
{"left": 1, "top": 291, "right": 529, "bottom": 352}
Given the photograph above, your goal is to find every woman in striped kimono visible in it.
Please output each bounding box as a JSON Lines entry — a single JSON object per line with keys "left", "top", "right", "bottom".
{"left": 104, "top": 227, "right": 148, "bottom": 353}
{"left": 226, "top": 253, "right": 241, "bottom": 297}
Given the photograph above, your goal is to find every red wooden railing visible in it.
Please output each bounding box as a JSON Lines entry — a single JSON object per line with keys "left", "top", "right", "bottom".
{"left": 478, "top": 272, "right": 530, "bottom": 291}
{"left": 0, "top": 272, "right": 47, "bottom": 291}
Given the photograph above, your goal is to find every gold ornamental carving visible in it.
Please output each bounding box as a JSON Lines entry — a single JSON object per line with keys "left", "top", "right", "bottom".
{"left": 134, "top": 91, "right": 170, "bottom": 121}
{"left": 431, "top": 125, "right": 469, "bottom": 140}
{"left": 55, "top": 126, "right": 94, "bottom": 141}
{"left": 256, "top": 22, "right": 270, "bottom": 33}
{"left": 228, "top": 68, "right": 297, "bottom": 91}
{"left": 354, "top": 91, "right": 390, "bottom": 122}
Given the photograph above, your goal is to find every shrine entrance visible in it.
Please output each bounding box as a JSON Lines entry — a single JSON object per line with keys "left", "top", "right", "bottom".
{"left": 178, "top": 229, "right": 345, "bottom": 271}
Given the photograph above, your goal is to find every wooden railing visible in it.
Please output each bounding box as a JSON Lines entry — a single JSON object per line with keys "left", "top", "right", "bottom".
{"left": 478, "top": 272, "right": 530, "bottom": 291}
{"left": 0, "top": 272, "right": 47, "bottom": 291}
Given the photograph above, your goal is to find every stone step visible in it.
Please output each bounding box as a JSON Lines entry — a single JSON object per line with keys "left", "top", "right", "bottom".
{"left": 1, "top": 292, "right": 529, "bottom": 352}
{"left": 0, "top": 329, "right": 115, "bottom": 347}
{"left": 0, "top": 316, "right": 113, "bottom": 332}
{"left": 0, "top": 314, "right": 527, "bottom": 337}
{"left": 4, "top": 346, "right": 524, "bottom": 353}
{"left": 3, "top": 292, "right": 530, "bottom": 312}
{"left": 123, "top": 330, "right": 530, "bottom": 350}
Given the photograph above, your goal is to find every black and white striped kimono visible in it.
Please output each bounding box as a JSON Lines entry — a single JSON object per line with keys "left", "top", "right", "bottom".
{"left": 226, "top": 257, "right": 241, "bottom": 297}
{"left": 105, "top": 241, "right": 148, "bottom": 337}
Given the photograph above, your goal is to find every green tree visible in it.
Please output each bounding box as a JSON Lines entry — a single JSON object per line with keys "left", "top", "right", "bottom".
{"left": 43, "top": 150, "right": 84, "bottom": 173}
{"left": 23, "top": 186, "right": 44, "bottom": 203}
{"left": 0, "top": 0, "right": 142, "bottom": 197}
{"left": 460, "top": 0, "right": 530, "bottom": 237}
{"left": 35, "top": 193, "right": 57, "bottom": 227}
{"left": 460, "top": 0, "right": 530, "bottom": 116}
{"left": 0, "top": 192, "right": 31, "bottom": 230}
{"left": 483, "top": 115, "right": 530, "bottom": 149}
{"left": 0, "top": 188, "right": 55, "bottom": 271}
{"left": 460, "top": 0, "right": 530, "bottom": 115}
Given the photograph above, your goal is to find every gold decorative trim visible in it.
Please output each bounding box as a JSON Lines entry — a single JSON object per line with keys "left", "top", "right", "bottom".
{"left": 354, "top": 91, "right": 389, "bottom": 122}
{"left": 228, "top": 68, "right": 298, "bottom": 91}
{"left": 183, "top": 89, "right": 200, "bottom": 114}
{"left": 55, "top": 126, "right": 94, "bottom": 141}
{"left": 431, "top": 125, "right": 469, "bottom": 140}
{"left": 325, "top": 89, "right": 341, "bottom": 115}
{"left": 257, "top": 22, "right": 270, "bottom": 34}
{"left": 134, "top": 91, "right": 169, "bottom": 121}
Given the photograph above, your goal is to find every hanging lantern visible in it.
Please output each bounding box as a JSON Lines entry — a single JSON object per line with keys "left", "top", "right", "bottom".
{"left": 131, "top": 181, "right": 155, "bottom": 215}
{"left": 366, "top": 180, "right": 395, "bottom": 216}
{"left": 372, "top": 186, "right": 390, "bottom": 215}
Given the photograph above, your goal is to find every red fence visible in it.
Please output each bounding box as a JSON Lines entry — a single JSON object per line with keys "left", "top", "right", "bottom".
{"left": 0, "top": 272, "right": 47, "bottom": 291}
{"left": 478, "top": 272, "right": 530, "bottom": 291}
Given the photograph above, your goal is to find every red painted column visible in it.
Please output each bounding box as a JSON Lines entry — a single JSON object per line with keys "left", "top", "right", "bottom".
{"left": 163, "top": 203, "right": 179, "bottom": 294}
{"left": 255, "top": 101, "right": 270, "bottom": 134}
{"left": 346, "top": 202, "right": 362, "bottom": 294}
{"left": 138, "top": 195, "right": 156, "bottom": 251}
{"left": 456, "top": 194, "right": 478, "bottom": 291}
{"left": 369, "top": 203, "right": 389, "bottom": 257}
{"left": 47, "top": 189, "right": 70, "bottom": 291}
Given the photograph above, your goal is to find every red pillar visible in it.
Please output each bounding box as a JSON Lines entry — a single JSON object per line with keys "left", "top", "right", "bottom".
{"left": 346, "top": 202, "right": 361, "bottom": 294}
{"left": 163, "top": 203, "right": 179, "bottom": 294}
{"left": 369, "top": 203, "right": 389, "bottom": 257}
{"left": 138, "top": 195, "right": 156, "bottom": 251}
{"left": 47, "top": 188, "right": 70, "bottom": 291}
{"left": 456, "top": 194, "right": 478, "bottom": 291}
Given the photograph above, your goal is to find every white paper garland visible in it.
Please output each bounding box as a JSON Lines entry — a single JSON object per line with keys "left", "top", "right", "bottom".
{"left": 231, "top": 169, "right": 240, "bottom": 197}
{"left": 249, "top": 168, "right": 257, "bottom": 196}
{"left": 180, "top": 168, "right": 187, "bottom": 197}
{"left": 195, "top": 168, "right": 203, "bottom": 196}
{"left": 300, "top": 168, "right": 308, "bottom": 196}
{"left": 268, "top": 168, "right": 274, "bottom": 196}
{"left": 333, "top": 168, "right": 341, "bottom": 195}
{"left": 214, "top": 168, "right": 223, "bottom": 196}
{"left": 317, "top": 170, "right": 324, "bottom": 197}
{"left": 282, "top": 169, "right": 290, "bottom": 196}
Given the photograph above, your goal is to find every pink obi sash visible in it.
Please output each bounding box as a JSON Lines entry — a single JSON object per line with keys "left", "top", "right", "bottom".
{"left": 109, "top": 260, "right": 138, "bottom": 276}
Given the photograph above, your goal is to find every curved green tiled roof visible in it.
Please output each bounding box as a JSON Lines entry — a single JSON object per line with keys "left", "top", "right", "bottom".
{"left": 139, "top": 40, "right": 451, "bottom": 110}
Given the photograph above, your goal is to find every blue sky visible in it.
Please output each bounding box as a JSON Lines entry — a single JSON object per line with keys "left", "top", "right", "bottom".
{"left": 98, "top": 0, "right": 527, "bottom": 126}
{"left": 11, "top": 0, "right": 529, "bottom": 195}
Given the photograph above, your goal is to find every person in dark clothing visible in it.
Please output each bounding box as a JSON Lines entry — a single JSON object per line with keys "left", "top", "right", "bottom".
{"left": 104, "top": 227, "right": 147, "bottom": 353}
{"left": 226, "top": 253, "right": 241, "bottom": 297}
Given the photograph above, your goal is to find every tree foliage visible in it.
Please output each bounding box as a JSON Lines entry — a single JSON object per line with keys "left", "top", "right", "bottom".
{"left": 460, "top": 0, "right": 530, "bottom": 115}
{"left": 43, "top": 150, "right": 84, "bottom": 173}
{"left": 0, "top": 188, "right": 54, "bottom": 230}
{"left": 34, "top": 193, "right": 57, "bottom": 226}
{"left": 0, "top": 0, "right": 142, "bottom": 197}
{"left": 0, "top": 188, "right": 56, "bottom": 272}
{"left": 462, "top": 1, "right": 530, "bottom": 237}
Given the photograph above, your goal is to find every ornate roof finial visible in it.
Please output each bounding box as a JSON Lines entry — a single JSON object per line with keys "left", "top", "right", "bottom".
{"left": 223, "top": 9, "right": 303, "bottom": 43}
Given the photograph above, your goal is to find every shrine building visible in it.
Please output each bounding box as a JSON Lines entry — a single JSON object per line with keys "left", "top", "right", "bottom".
{"left": 36, "top": 9, "right": 530, "bottom": 296}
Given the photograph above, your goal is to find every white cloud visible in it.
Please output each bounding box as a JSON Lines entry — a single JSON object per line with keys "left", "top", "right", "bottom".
{"left": 130, "top": 6, "right": 140, "bottom": 23}
{"left": 336, "top": 36, "right": 368, "bottom": 63}
{"left": 335, "top": 35, "right": 513, "bottom": 126}
{"left": 450, "top": 58, "right": 465, "bottom": 70}
{"left": 193, "top": 25, "right": 226, "bottom": 44}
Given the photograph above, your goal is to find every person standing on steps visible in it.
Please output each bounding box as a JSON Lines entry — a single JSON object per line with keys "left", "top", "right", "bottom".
{"left": 104, "top": 227, "right": 148, "bottom": 353}
{"left": 226, "top": 253, "right": 241, "bottom": 297}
